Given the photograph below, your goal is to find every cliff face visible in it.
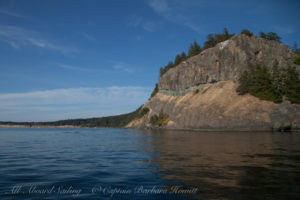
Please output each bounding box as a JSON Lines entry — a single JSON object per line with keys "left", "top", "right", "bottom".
{"left": 158, "top": 34, "right": 296, "bottom": 91}
{"left": 127, "top": 34, "right": 300, "bottom": 131}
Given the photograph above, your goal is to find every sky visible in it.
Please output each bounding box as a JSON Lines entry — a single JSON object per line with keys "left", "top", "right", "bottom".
{"left": 0, "top": 0, "right": 299, "bottom": 122}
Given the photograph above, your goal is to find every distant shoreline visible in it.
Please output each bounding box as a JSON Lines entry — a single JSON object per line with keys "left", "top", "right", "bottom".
{"left": 0, "top": 125, "right": 80, "bottom": 128}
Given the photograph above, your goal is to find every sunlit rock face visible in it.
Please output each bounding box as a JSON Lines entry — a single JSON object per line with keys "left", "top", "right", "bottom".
{"left": 126, "top": 34, "right": 300, "bottom": 131}
{"left": 158, "top": 34, "right": 297, "bottom": 91}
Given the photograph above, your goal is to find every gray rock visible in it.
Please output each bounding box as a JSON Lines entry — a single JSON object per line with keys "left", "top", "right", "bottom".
{"left": 158, "top": 34, "right": 298, "bottom": 91}
{"left": 127, "top": 34, "right": 300, "bottom": 131}
{"left": 270, "top": 101, "right": 300, "bottom": 131}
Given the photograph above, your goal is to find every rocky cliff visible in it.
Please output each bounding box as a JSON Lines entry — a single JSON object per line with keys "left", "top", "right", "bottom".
{"left": 127, "top": 34, "right": 300, "bottom": 131}
{"left": 158, "top": 34, "right": 297, "bottom": 92}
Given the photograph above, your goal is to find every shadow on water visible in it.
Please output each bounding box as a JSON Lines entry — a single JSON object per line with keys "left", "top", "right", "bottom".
{"left": 137, "top": 129, "right": 300, "bottom": 199}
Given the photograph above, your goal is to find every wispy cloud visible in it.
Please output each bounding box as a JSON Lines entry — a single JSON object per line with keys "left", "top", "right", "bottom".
{"left": 81, "top": 31, "right": 99, "bottom": 43}
{"left": 57, "top": 63, "right": 93, "bottom": 72}
{"left": 0, "top": 25, "right": 77, "bottom": 54}
{"left": 0, "top": 86, "right": 152, "bottom": 121}
{"left": 148, "top": 0, "right": 169, "bottom": 13}
{"left": 111, "top": 61, "right": 136, "bottom": 73}
{"left": 0, "top": 8, "right": 26, "bottom": 19}
{"left": 128, "top": 16, "right": 143, "bottom": 28}
{"left": 146, "top": 0, "right": 203, "bottom": 33}
{"left": 128, "top": 15, "right": 162, "bottom": 32}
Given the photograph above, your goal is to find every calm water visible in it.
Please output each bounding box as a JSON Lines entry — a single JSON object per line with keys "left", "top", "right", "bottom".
{"left": 0, "top": 128, "right": 300, "bottom": 200}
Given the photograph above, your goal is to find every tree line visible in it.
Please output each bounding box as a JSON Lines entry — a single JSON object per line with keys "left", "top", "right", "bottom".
{"left": 237, "top": 63, "right": 300, "bottom": 104}
{"left": 0, "top": 106, "right": 150, "bottom": 128}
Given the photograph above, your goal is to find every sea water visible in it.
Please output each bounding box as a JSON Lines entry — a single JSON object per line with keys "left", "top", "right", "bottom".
{"left": 0, "top": 128, "right": 300, "bottom": 199}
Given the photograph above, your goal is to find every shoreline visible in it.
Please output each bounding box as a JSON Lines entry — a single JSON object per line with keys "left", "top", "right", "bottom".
{"left": 0, "top": 125, "right": 80, "bottom": 128}
{"left": 1, "top": 124, "right": 299, "bottom": 132}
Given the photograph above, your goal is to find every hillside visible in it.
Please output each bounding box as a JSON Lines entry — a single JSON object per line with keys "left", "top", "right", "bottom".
{"left": 1, "top": 33, "right": 299, "bottom": 130}
{"left": 0, "top": 106, "right": 148, "bottom": 128}
{"left": 127, "top": 34, "right": 300, "bottom": 131}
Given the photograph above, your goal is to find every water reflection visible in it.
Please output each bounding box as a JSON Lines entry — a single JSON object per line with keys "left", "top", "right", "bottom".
{"left": 139, "top": 130, "right": 300, "bottom": 199}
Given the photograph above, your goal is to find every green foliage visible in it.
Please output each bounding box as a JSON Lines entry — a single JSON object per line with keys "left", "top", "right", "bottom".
{"left": 240, "top": 29, "right": 253, "bottom": 37}
{"left": 0, "top": 105, "right": 150, "bottom": 128}
{"left": 175, "top": 51, "right": 188, "bottom": 65}
{"left": 294, "top": 54, "right": 300, "bottom": 65}
{"left": 159, "top": 28, "right": 234, "bottom": 78}
{"left": 150, "top": 84, "right": 159, "bottom": 98}
{"left": 188, "top": 41, "right": 201, "bottom": 57}
{"left": 138, "top": 107, "right": 150, "bottom": 118}
{"left": 203, "top": 28, "right": 234, "bottom": 50}
{"left": 160, "top": 61, "right": 174, "bottom": 77}
{"left": 281, "top": 66, "right": 300, "bottom": 103}
{"left": 259, "top": 31, "right": 281, "bottom": 42}
{"left": 237, "top": 64, "right": 300, "bottom": 104}
{"left": 160, "top": 50, "right": 190, "bottom": 77}
{"left": 150, "top": 111, "right": 169, "bottom": 126}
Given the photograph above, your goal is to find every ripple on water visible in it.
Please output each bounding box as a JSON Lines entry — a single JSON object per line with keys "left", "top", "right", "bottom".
{"left": 1, "top": 128, "right": 300, "bottom": 200}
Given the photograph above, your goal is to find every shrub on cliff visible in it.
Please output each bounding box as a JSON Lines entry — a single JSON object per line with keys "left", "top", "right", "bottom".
{"left": 203, "top": 28, "right": 234, "bottom": 50}
{"left": 259, "top": 31, "right": 281, "bottom": 42}
{"left": 150, "top": 84, "right": 159, "bottom": 98}
{"left": 150, "top": 111, "right": 169, "bottom": 126}
{"left": 237, "top": 64, "right": 300, "bottom": 103}
{"left": 240, "top": 29, "right": 253, "bottom": 37}
{"left": 159, "top": 28, "right": 234, "bottom": 78}
{"left": 294, "top": 54, "right": 300, "bottom": 65}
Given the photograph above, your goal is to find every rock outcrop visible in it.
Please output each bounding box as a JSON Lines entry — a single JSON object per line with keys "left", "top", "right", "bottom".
{"left": 127, "top": 34, "right": 300, "bottom": 131}
{"left": 159, "top": 34, "right": 297, "bottom": 91}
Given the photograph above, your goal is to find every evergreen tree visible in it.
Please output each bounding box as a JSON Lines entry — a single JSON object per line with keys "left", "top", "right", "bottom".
{"left": 236, "top": 70, "right": 249, "bottom": 94}
{"left": 260, "top": 31, "right": 281, "bottom": 42}
{"left": 237, "top": 63, "right": 300, "bottom": 104}
{"left": 283, "top": 66, "right": 300, "bottom": 103}
{"left": 174, "top": 54, "right": 182, "bottom": 65}
{"left": 224, "top": 28, "right": 229, "bottom": 39}
{"left": 160, "top": 67, "right": 166, "bottom": 77}
{"left": 266, "top": 32, "right": 281, "bottom": 42}
{"left": 188, "top": 41, "right": 201, "bottom": 57}
{"left": 180, "top": 51, "right": 187, "bottom": 61}
{"left": 259, "top": 31, "right": 267, "bottom": 39}
{"left": 203, "top": 29, "right": 234, "bottom": 50}
{"left": 293, "top": 41, "right": 299, "bottom": 53}
{"left": 150, "top": 84, "right": 159, "bottom": 98}
{"left": 203, "top": 34, "right": 215, "bottom": 49}
{"left": 271, "top": 61, "right": 283, "bottom": 103}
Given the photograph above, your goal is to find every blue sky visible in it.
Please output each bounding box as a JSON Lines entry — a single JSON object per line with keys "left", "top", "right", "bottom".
{"left": 0, "top": 0, "right": 299, "bottom": 121}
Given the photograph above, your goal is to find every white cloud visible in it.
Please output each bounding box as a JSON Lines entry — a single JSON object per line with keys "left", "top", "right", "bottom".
{"left": 57, "top": 63, "right": 93, "bottom": 72}
{"left": 111, "top": 61, "right": 136, "bottom": 73}
{"left": 148, "top": 0, "right": 169, "bottom": 13}
{"left": 0, "top": 25, "right": 77, "bottom": 54}
{"left": 0, "top": 86, "right": 152, "bottom": 121}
